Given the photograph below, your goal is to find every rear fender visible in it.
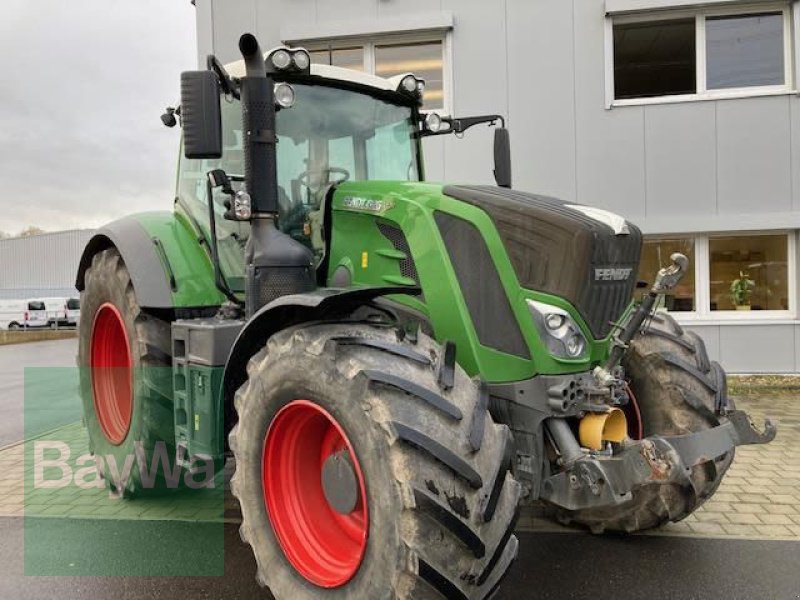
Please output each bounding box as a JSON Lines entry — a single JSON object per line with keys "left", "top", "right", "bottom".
{"left": 75, "top": 212, "right": 224, "bottom": 310}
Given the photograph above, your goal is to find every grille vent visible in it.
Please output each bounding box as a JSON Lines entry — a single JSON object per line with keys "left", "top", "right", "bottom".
{"left": 377, "top": 222, "right": 420, "bottom": 283}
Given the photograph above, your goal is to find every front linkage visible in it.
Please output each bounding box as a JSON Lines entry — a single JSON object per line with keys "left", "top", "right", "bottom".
{"left": 492, "top": 253, "right": 776, "bottom": 516}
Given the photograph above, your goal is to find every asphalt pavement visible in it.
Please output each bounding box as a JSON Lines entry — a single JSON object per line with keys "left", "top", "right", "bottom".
{"left": 0, "top": 338, "right": 79, "bottom": 447}
{"left": 0, "top": 518, "right": 797, "bottom": 599}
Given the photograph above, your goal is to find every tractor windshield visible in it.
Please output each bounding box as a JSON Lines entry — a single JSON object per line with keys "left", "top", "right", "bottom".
{"left": 274, "top": 83, "right": 421, "bottom": 242}
{"left": 177, "top": 81, "right": 420, "bottom": 292}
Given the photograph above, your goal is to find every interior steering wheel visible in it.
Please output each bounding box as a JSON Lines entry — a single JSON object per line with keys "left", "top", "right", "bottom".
{"left": 296, "top": 167, "right": 351, "bottom": 194}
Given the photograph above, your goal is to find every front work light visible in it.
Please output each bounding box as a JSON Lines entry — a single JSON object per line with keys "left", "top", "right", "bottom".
{"left": 527, "top": 299, "right": 589, "bottom": 360}
{"left": 293, "top": 49, "right": 310, "bottom": 70}
{"left": 400, "top": 75, "right": 418, "bottom": 93}
{"left": 274, "top": 82, "right": 296, "bottom": 108}
{"left": 271, "top": 49, "right": 292, "bottom": 70}
{"left": 266, "top": 47, "right": 311, "bottom": 74}
{"left": 424, "top": 112, "right": 442, "bottom": 133}
{"left": 234, "top": 191, "right": 252, "bottom": 220}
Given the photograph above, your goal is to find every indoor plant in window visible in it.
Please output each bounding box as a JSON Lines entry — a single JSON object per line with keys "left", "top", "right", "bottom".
{"left": 730, "top": 271, "right": 755, "bottom": 310}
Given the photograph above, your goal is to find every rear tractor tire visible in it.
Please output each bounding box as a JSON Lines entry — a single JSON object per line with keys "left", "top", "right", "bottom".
{"left": 230, "top": 321, "right": 521, "bottom": 599}
{"left": 554, "top": 313, "right": 733, "bottom": 533}
{"left": 78, "top": 247, "right": 179, "bottom": 496}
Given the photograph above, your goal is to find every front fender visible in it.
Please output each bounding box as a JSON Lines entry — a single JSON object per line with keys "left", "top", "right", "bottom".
{"left": 221, "top": 286, "right": 419, "bottom": 413}
{"left": 76, "top": 211, "right": 224, "bottom": 310}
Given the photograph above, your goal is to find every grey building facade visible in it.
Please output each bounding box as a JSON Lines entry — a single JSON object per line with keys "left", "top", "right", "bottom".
{"left": 0, "top": 229, "right": 94, "bottom": 300}
{"left": 194, "top": 0, "right": 800, "bottom": 373}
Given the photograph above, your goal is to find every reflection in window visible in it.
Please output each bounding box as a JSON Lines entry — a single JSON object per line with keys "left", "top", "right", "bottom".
{"left": 706, "top": 13, "right": 784, "bottom": 89}
{"left": 375, "top": 42, "right": 444, "bottom": 109}
{"left": 709, "top": 235, "right": 788, "bottom": 311}
{"left": 614, "top": 19, "right": 696, "bottom": 99}
{"left": 309, "top": 47, "right": 364, "bottom": 71}
{"left": 639, "top": 238, "right": 696, "bottom": 311}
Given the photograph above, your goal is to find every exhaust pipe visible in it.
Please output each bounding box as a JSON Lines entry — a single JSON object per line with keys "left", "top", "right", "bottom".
{"left": 238, "top": 33, "right": 315, "bottom": 317}
{"left": 239, "top": 33, "right": 267, "bottom": 78}
{"left": 238, "top": 33, "right": 277, "bottom": 215}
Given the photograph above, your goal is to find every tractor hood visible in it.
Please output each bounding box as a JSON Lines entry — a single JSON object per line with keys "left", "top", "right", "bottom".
{"left": 441, "top": 185, "right": 642, "bottom": 339}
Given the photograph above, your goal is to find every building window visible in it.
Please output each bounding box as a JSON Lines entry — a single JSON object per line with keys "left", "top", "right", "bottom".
{"left": 301, "top": 37, "right": 446, "bottom": 110}
{"left": 639, "top": 237, "right": 696, "bottom": 311}
{"left": 308, "top": 47, "right": 364, "bottom": 71}
{"left": 375, "top": 42, "right": 444, "bottom": 109}
{"left": 641, "top": 232, "right": 793, "bottom": 320}
{"left": 614, "top": 18, "right": 696, "bottom": 100}
{"left": 709, "top": 235, "right": 789, "bottom": 311}
{"left": 608, "top": 5, "right": 793, "bottom": 106}
{"left": 706, "top": 13, "right": 786, "bottom": 90}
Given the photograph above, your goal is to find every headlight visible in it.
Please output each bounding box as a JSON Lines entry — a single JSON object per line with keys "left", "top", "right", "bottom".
{"left": 545, "top": 313, "right": 565, "bottom": 330}
{"left": 526, "top": 299, "right": 589, "bottom": 360}
{"left": 274, "top": 82, "right": 296, "bottom": 108}
{"left": 271, "top": 49, "right": 292, "bottom": 70}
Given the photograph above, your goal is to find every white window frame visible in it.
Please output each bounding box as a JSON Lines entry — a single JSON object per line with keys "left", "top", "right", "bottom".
{"left": 644, "top": 231, "right": 796, "bottom": 324}
{"left": 294, "top": 31, "right": 453, "bottom": 114}
{"left": 605, "top": 2, "right": 796, "bottom": 108}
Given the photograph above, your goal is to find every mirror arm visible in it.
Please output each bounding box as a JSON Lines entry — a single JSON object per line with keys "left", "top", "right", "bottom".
{"left": 419, "top": 114, "right": 506, "bottom": 137}
{"left": 448, "top": 114, "right": 505, "bottom": 133}
{"left": 207, "top": 54, "right": 240, "bottom": 99}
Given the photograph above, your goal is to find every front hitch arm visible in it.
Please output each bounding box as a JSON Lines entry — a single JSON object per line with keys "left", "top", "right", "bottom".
{"left": 664, "top": 409, "right": 776, "bottom": 468}
{"left": 540, "top": 410, "right": 776, "bottom": 512}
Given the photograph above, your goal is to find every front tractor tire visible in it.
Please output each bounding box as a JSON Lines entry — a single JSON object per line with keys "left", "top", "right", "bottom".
{"left": 230, "top": 322, "right": 521, "bottom": 599}
{"left": 556, "top": 313, "right": 733, "bottom": 533}
{"left": 78, "top": 248, "right": 178, "bottom": 496}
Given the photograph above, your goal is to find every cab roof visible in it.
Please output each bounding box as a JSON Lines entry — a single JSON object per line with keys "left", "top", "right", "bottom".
{"left": 224, "top": 55, "right": 405, "bottom": 94}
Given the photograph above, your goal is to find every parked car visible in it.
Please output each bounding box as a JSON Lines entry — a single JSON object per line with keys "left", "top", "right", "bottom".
{"left": 0, "top": 299, "right": 49, "bottom": 330}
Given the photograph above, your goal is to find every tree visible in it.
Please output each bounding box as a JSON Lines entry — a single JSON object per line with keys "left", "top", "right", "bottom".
{"left": 17, "top": 226, "right": 45, "bottom": 237}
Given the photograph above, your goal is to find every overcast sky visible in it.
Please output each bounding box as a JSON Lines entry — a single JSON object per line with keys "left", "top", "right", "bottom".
{"left": 0, "top": 0, "right": 197, "bottom": 235}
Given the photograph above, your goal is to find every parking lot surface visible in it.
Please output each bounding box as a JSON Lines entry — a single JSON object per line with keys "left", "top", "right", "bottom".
{"left": 0, "top": 338, "right": 797, "bottom": 598}
{"left": 0, "top": 338, "right": 78, "bottom": 447}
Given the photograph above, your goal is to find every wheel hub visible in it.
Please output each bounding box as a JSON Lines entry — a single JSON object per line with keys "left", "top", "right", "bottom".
{"left": 321, "top": 450, "right": 359, "bottom": 515}
{"left": 262, "top": 400, "right": 368, "bottom": 588}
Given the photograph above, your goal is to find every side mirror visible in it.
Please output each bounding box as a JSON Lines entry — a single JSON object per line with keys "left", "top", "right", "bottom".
{"left": 180, "top": 70, "right": 222, "bottom": 159}
{"left": 493, "top": 127, "right": 512, "bottom": 188}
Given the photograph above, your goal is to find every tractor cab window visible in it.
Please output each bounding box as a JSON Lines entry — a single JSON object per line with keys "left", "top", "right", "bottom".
{"left": 176, "top": 82, "right": 420, "bottom": 283}
{"left": 176, "top": 98, "right": 249, "bottom": 292}
{"left": 274, "top": 83, "right": 420, "bottom": 252}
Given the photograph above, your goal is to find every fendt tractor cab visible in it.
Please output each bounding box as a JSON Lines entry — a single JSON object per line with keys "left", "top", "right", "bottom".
{"left": 76, "top": 34, "right": 775, "bottom": 599}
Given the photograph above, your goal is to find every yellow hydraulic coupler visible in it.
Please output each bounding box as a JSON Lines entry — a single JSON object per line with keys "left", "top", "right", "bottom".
{"left": 579, "top": 408, "right": 628, "bottom": 451}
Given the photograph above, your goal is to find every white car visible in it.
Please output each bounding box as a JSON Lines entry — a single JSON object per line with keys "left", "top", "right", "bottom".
{"left": 65, "top": 297, "right": 80, "bottom": 326}
{"left": 0, "top": 299, "right": 49, "bottom": 330}
{"left": 41, "top": 297, "right": 69, "bottom": 328}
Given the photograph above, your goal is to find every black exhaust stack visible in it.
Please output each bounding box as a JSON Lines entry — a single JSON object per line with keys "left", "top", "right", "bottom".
{"left": 238, "top": 33, "right": 315, "bottom": 318}
{"left": 239, "top": 33, "right": 278, "bottom": 214}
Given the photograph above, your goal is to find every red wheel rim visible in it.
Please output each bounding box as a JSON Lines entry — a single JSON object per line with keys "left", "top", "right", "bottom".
{"left": 90, "top": 303, "right": 132, "bottom": 445}
{"left": 262, "top": 400, "right": 368, "bottom": 588}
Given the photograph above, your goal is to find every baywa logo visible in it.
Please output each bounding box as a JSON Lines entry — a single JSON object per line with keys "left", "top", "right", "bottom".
{"left": 33, "top": 440, "right": 215, "bottom": 496}
{"left": 594, "top": 267, "right": 633, "bottom": 282}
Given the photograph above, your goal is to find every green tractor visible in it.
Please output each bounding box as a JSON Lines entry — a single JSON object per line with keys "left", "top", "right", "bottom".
{"left": 76, "top": 33, "right": 775, "bottom": 599}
